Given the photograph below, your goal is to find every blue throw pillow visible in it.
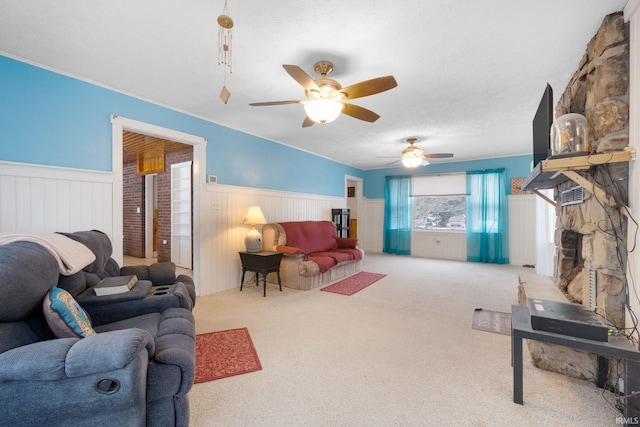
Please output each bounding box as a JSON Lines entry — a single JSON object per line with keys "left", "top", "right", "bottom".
{"left": 43, "top": 287, "right": 96, "bottom": 338}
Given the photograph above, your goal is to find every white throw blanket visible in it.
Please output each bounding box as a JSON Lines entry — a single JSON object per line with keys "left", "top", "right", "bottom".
{"left": 0, "top": 232, "right": 96, "bottom": 276}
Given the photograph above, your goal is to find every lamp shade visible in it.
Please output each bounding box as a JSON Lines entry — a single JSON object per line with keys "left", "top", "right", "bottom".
{"left": 242, "top": 206, "right": 267, "bottom": 226}
{"left": 401, "top": 143, "right": 425, "bottom": 168}
{"left": 401, "top": 155, "right": 424, "bottom": 168}
{"left": 304, "top": 99, "right": 344, "bottom": 124}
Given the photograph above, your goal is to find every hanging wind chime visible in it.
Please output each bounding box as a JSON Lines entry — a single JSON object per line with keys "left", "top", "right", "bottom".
{"left": 217, "top": 0, "right": 233, "bottom": 104}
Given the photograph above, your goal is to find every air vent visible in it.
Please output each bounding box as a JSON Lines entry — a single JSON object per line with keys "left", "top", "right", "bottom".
{"left": 560, "top": 186, "right": 584, "bottom": 206}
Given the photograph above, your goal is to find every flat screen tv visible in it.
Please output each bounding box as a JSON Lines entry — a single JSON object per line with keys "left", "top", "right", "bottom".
{"left": 532, "top": 84, "right": 553, "bottom": 168}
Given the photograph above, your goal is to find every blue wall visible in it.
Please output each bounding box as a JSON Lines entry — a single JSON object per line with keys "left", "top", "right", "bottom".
{"left": 1, "top": 56, "right": 534, "bottom": 199}
{"left": 0, "top": 55, "right": 362, "bottom": 197}
{"left": 363, "top": 155, "right": 533, "bottom": 199}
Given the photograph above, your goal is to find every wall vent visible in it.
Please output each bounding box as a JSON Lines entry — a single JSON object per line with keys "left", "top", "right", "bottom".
{"left": 207, "top": 175, "right": 217, "bottom": 184}
{"left": 588, "top": 268, "right": 597, "bottom": 309}
{"left": 560, "top": 185, "right": 584, "bottom": 206}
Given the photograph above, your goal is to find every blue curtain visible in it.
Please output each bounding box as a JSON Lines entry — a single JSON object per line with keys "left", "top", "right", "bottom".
{"left": 383, "top": 176, "right": 411, "bottom": 255}
{"left": 466, "top": 168, "right": 509, "bottom": 264}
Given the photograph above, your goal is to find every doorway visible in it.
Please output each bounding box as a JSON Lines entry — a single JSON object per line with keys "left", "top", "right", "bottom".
{"left": 122, "top": 131, "right": 193, "bottom": 268}
{"left": 111, "top": 115, "right": 206, "bottom": 293}
{"left": 345, "top": 175, "right": 363, "bottom": 240}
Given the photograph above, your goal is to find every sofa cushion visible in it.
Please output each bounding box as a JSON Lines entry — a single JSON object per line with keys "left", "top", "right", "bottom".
{"left": 336, "top": 237, "right": 358, "bottom": 249}
{"left": 335, "top": 248, "right": 363, "bottom": 260}
{"left": 307, "top": 249, "right": 362, "bottom": 273}
{"left": 305, "top": 254, "right": 337, "bottom": 273}
{"left": 280, "top": 221, "right": 338, "bottom": 254}
{"left": 0, "top": 322, "right": 40, "bottom": 353}
{"left": 275, "top": 245, "right": 304, "bottom": 255}
{"left": 43, "top": 287, "right": 96, "bottom": 338}
{"left": 0, "top": 241, "right": 60, "bottom": 322}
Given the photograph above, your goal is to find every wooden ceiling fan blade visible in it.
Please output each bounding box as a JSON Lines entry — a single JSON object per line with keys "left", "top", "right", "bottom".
{"left": 340, "top": 76, "right": 397, "bottom": 100}
{"left": 249, "top": 100, "right": 303, "bottom": 106}
{"left": 302, "top": 116, "right": 315, "bottom": 127}
{"left": 423, "top": 153, "right": 454, "bottom": 158}
{"left": 384, "top": 159, "right": 401, "bottom": 166}
{"left": 342, "top": 103, "right": 380, "bottom": 122}
{"left": 283, "top": 64, "right": 320, "bottom": 92}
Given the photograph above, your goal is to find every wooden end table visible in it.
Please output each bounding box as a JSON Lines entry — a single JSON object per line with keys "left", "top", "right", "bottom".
{"left": 239, "top": 251, "right": 283, "bottom": 297}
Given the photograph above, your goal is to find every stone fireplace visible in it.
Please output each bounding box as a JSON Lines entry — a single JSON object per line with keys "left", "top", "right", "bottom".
{"left": 554, "top": 11, "right": 629, "bottom": 330}
{"left": 525, "top": 12, "right": 630, "bottom": 385}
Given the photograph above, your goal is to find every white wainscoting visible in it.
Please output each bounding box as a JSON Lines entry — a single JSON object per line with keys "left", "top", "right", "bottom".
{"left": 411, "top": 231, "right": 467, "bottom": 260}
{"left": 362, "top": 199, "right": 384, "bottom": 253}
{"left": 0, "top": 161, "right": 349, "bottom": 296}
{"left": 0, "top": 161, "right": 114, "bottom": 236}
{"left": 201, "top": 183, "right": 346, "bottom": 295}
{"left": 508, "top": 194, "right": 537, "bottom": 267}
{"left": 535, "top": 191, "right": 555, "bottom": 276}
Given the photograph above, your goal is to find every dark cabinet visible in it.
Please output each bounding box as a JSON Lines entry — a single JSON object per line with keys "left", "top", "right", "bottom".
{"left": 332, "top": 208, "right": 350, "bottom": 238}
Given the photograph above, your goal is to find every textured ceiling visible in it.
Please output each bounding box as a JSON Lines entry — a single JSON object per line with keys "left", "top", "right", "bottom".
{"left": 0, "top": 0, "right": 629, "bottom": 170}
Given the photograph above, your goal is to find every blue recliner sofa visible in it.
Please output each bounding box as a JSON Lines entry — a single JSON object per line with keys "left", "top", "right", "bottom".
{"left": 57, "top": 230, "right": 196, "bottom": 325}
{"left": 0, "top": 240, "right": 196, "bottom": 426}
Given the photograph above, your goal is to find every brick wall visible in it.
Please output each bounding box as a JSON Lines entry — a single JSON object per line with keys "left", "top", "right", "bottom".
{"left": 123, "top": 161, "right": 145, "bottom": 257}
{"left": 122, "top": 147, "right": 193, "bottom": 261}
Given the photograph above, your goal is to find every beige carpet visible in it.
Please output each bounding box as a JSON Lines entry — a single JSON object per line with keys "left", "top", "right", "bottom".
{"left": 189, "top": 253, "right": 621, "bottom": 426}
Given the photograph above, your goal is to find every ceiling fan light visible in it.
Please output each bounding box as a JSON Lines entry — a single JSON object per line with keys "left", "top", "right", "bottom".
{"left": 401, "top": 155, "right": 423, "bottom": 168}
{"left": 304, "top": 99, "right": 343, "bottom": 124}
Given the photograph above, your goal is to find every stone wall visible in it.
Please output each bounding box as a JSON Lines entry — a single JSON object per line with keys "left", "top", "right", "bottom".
{"left": 554, "top": 12, "right": 629, "bottom": 329}
{"left": 525, "top": 12, "right": 630, "bottom": 385}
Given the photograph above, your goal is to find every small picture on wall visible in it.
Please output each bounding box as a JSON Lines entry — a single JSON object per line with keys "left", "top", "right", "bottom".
{"left": 510, "top": 178, "right": 530, "bottom": 195}
{"left": 347, "top": 186, "right": 355, "bottom": 197}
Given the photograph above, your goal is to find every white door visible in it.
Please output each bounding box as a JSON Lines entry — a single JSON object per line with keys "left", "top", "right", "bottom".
{"left": 171, "top": 161, "right": 192, "bottom": 268}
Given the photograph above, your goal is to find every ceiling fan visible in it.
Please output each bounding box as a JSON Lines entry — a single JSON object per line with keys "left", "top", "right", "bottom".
{"left": 379, "top": 138, "right": 454, "bottom": 168}
{"left": 249, "top": 60, "right": 397, "bottom": 127}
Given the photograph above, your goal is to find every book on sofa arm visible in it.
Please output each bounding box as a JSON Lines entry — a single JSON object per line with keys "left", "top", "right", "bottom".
{"left": 94, "top": 275, "right": 138, "bottom": 296}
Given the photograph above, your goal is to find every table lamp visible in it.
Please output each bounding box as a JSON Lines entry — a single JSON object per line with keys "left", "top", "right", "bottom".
{"left": 242, "top": 206, "right": 267, "bottom": 252}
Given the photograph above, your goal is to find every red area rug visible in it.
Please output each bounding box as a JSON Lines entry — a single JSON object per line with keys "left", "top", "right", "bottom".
{"left": 194, "top": 327, "right": 262, "bottom": 384}
{"left": 320, "top": 272, "right": 387, "bottom": 296}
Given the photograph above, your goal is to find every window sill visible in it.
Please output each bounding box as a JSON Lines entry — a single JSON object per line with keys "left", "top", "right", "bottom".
{"left": 413, "top": 229, "right": 466, "bottom": 234}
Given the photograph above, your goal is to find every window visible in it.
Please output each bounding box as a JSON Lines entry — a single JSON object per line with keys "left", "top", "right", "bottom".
{"left": 412, "top": 174, "right": 466, "bottom": 231}
{"left": 414, "top": 196, "right": 466, "bottom": 229}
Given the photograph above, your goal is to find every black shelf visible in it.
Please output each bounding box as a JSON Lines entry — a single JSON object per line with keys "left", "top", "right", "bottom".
{"left": 332, "top": 208, "right": 350, "bottom": 238}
